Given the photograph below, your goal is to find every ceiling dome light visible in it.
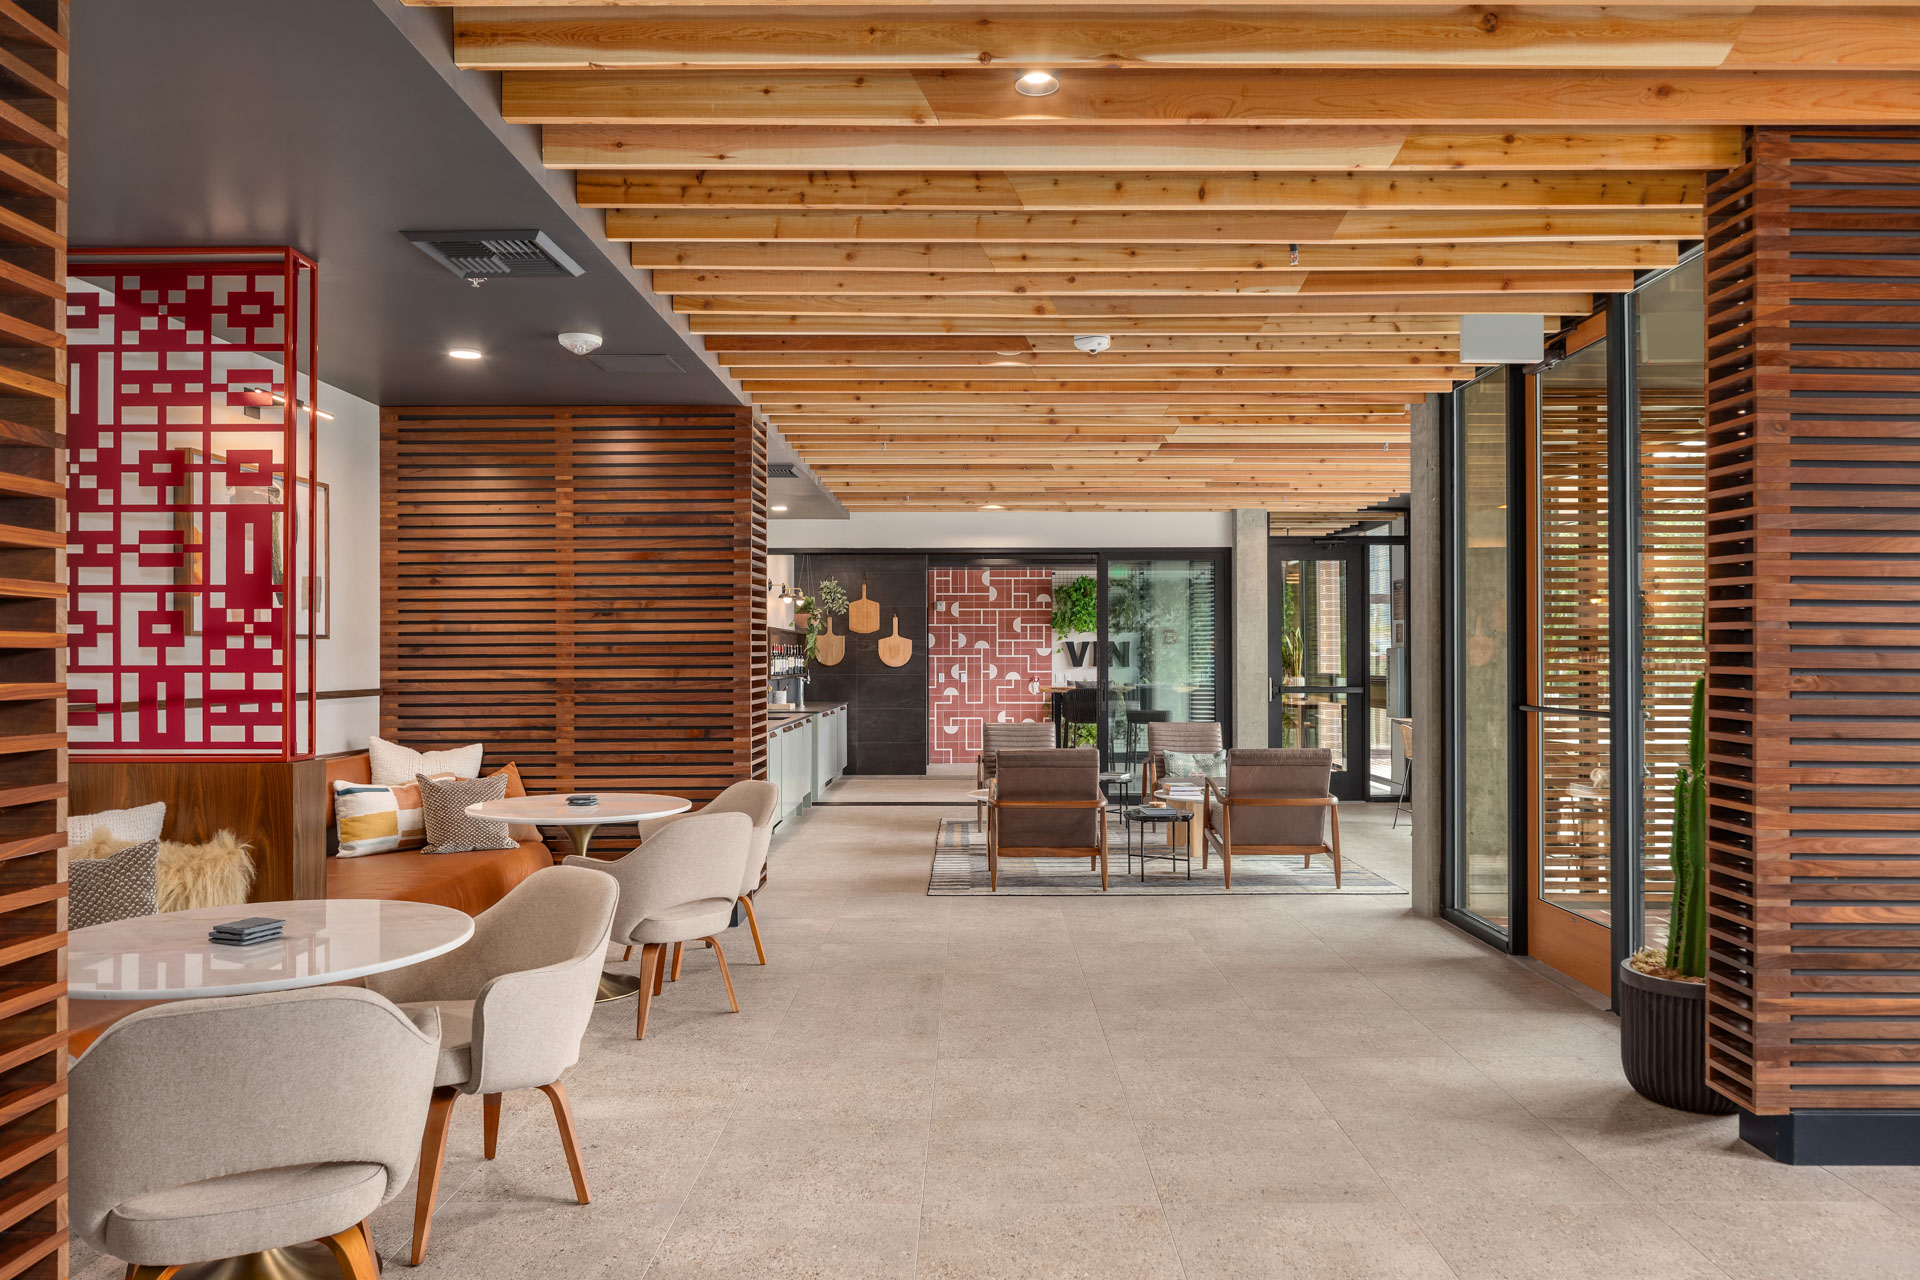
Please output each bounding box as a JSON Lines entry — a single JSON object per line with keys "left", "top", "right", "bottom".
{"left": 1015, "top": 70, "right": 1060, "bottom": 97}
{"left": 771, "top": 505, "right": 789, "bottom": 512}
{"left": 447, "top": 347, "right": 483, "bottom": 361}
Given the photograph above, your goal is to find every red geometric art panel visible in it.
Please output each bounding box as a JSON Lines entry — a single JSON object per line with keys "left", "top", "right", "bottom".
{"left": 65, "top": 249, "right": 318, "bottom": 758}
{"left": 928, "top": 568, "right": 1055, "bottom": 765}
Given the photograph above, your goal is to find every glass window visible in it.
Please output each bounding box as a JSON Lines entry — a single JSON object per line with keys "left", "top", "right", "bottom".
{"left": 1635, "top": 258, "right": 1708, "bottom": 952}
{"left": 1533, "top": 339, "right": 1612, "bottom": 924}
{"left": 1457, "top": 370, "right": 1513, "bottom": 929}
{"left": 1105, "top": 557, "right": 1222, "bottom": 789}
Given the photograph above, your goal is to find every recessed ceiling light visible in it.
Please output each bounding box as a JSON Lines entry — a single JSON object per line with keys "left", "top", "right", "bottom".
{"left": 447, "top": 347, "right": 483, "bottom": 361}
{"left": 771, "top": 505, "right": 789, "bottom": 512}
{"left": 1015, "top": 70, "right": 1060, "bottom": 97}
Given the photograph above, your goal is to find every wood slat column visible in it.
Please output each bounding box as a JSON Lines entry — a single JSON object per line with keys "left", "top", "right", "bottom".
{"left": 1703, "top": 127, "right": 1920, "bottom": 1160}
{"left": 0, "top": 1, "right": 66, "bottom": 1274}
{"left": 381, "top": 406, "right": 767, "bottom": 805}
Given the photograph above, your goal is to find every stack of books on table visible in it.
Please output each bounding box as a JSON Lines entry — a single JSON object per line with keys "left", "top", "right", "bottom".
{"left": 208, "top": 917, "right": 284, "bottom": 947}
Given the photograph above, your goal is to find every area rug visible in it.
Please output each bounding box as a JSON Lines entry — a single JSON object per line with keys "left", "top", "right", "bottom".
{"left": 929, "top": 818, "right": 1406, "bottom": 896}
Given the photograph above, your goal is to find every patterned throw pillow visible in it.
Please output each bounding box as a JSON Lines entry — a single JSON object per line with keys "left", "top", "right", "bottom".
{"left": 368, "top": 736, "right": 484, "bottom": 787}
{"left": 67, "top": 800, "right": 166, "bottom": 847}
{"left": 69, "top": 838, "right": 160, "bottom": 929}
{"left": 1163, "top": 749, "right": 1228, "bottom": 781}
{"left": 332, "top": 776, "right": 447, "bottom": 857}
{"left": 418, "top": 772, "right": 515, "bottom": 855}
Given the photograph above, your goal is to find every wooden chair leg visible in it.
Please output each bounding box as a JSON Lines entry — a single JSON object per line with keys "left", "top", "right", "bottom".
{"left": 703, "top": 936, "right": 740, "bottom": 1013}
{"left": 1099, "top": 819, "right": 1110, "bottom": 891}
{"left": 671, "top": 941, "right": 684, "bottom": 982}
{"left": 622, "top": 944, "right": 633, "bottom": 961}
{"left": 483, "top": 1093, "right": 502, "bottom": 1159}
{"left": 988, "top": 814, "right": 999, "bottom": 891}
{"left": 653, "top": 943, "right": 667, "bottom": 996}
{"left": 636, "top": 943, "right": 662, "bottom": 1039}
{"left": 1329, "top": 802, "right": 1343, "bottom": 889}
{"left": 319, "top": 1220, "right": 381, "bottom": 1280}
{"left": 125, "top": 1267, "right": 183, "bottom": 1280}
{"left": 740, "top": 894, "right": 768, "bottom": 965}
{"left": 538, "top": 1080, "right": 592, "bottom": 1205}
{"left": 411, "top": 1086, "right": 459, "bottom": 1266}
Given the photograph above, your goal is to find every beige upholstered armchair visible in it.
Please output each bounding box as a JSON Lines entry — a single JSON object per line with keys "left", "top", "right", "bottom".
{"left": 366, "top": 865, "right": 618, "bottom": 1264}
{"left": 630, "top": 779, "right": 779, "bottom": 966}
{"left": 988, "top": 747, "right": 1109, "bottom": 891}
{"left": 1203, "top": 747, "right": 1341, "bottom": 890}
{"left": 565, "top": 810, "right": 753, "bottom": 1039}
{"left": 72, "top": 987, "right": 440, "bottom": 1279}
{"left": 1144, "top": 721, "right": 1225, "bottom": 797}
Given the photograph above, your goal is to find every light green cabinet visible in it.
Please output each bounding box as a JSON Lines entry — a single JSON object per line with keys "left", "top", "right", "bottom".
{"left": 767, "top": 707, "right": 847, "bottom": 829}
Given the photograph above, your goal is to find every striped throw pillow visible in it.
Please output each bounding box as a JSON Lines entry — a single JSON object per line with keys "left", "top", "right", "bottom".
{"left": 332, "top": 776, "right": 448, "bottom": 857}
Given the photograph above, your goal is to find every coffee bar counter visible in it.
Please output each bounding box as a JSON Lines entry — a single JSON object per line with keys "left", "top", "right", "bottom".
{"left": 767, "top": 702, "right": 848, "bottom": 826}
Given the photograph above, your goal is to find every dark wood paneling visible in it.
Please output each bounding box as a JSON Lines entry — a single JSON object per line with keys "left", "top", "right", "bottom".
{"left": 68, "top": 759, "right": 327, "bottom": 903}
{"left": 381, "top": 407, "right": 766, "bottom": 805}
{"left": 0, "top": 3, "right": 65, "bottom": 1274}
{"left": 1703, "top": 127, "right": 1920, "bottom": 1115}
{"left": 793, "top": 554, "right": 928, "bottom": 774}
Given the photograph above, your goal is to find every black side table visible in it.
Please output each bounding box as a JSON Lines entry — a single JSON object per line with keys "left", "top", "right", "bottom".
{"left": 1124, "top": 805, "right": 1193, "bottom": 882}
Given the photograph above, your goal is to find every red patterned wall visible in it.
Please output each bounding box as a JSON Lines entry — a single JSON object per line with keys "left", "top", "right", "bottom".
{"left": 928, "top": 568, "right": 1054, "bottom": 765}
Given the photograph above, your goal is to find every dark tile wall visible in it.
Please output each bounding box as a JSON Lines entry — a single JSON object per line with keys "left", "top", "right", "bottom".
{"left": 796, "top": 553, "right": 929, "bottom": 774}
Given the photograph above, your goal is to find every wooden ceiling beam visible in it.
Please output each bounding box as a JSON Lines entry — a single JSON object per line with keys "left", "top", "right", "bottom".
{"left": 676, "top": 292, "right": 1593, "bottom": 317}
{"left": 546, "top": 124, "right": 1741, "bottom": 171}
{"left": 634, "top": 239, "right": 1681, "bottom": 272}
{"left": 508, "top": 68, "right": 1920, "bottom": 127}
{"left": 721, "top": 350, "right": 1472, "bottom": 367}
{"left": 580, "top": 168, "right": 1707, "bottom": 212}
{"left": 732, "top": 363, "right": 1478, "bottom": 381}
{"left": 743, "top": 377, "right": 1458, "bottom": 394}
{"left": 704, "top": 334, "right": 1473, "bottom": 352}
{"left": 459, "top": 8, "right": 1920, "bottom": 73}
{"left": 689, "top": 314, "right": 1531, "bottom": 334}
{"left": 757, "top": 392, "right": 1427, "bottom": 405}
{"left": 610, "top": 207, "right": 1697, "bottom": 243}
{"left": 656, "top": 268, "right": 1635, "bottom": 296}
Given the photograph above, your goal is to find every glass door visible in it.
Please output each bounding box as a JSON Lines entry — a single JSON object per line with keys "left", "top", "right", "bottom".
{"left": 1269, "top": 541, "right": 1369, "bottom": 799}
{"left": 1100, "top": 555, "right": 1224, "bottom": 800}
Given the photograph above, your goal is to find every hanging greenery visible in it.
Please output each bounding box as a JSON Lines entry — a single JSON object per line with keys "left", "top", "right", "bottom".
{"left": 815, "top": 578, "right": 849, "bottom": 617}
{"left": 1051, "top": 575, "right": 1098, "bottom": 644}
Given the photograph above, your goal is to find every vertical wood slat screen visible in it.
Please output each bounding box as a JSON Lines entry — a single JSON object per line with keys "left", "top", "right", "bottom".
{"left": 382, "top": 407, "right": 766, "bottom": 805}
{"left": 1638, "top": 382, "right": 1708, "bottom": 921}
{"left": 1535, "top": 377, "right": 1611, "bottom": 913}
{"left": 1703, "top": 127, "right": 1920, "bottom": 1114}
{"left": 0, "top": 3, "right": 66, "bottom": 1275}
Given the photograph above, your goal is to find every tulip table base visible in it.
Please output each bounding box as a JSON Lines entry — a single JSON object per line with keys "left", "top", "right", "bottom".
{"left": 598, "top": 971, "right": 642, "bottom": 1002}
{"left": 172, "top": 1241, "right": 355, "bottom": 1280}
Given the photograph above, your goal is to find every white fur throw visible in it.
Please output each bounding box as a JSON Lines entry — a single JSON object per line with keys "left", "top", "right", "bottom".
{"left": 70, "top": 829, "right": 256, "bottom": 914}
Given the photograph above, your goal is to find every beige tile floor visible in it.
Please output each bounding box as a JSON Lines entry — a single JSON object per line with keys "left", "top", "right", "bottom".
{"left": 74, "top": 778, "right": 1920, "bottom": 1279}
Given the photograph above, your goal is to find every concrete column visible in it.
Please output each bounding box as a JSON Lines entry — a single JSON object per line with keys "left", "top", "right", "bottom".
{"left": 1232, "top": 509, "right": 1268, "bottom": 749}
{"left": 1408, "top": 395, "right": 1445, "bottom": 916}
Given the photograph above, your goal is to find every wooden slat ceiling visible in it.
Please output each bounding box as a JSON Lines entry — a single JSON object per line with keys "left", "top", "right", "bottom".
{"left": 426, "top": 2, "right": 1916, "bottom": 526}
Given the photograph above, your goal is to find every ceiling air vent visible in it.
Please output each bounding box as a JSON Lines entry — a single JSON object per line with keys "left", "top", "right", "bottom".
{"left": 768, "top": 463, "right": 800, "bottom": 479}
{"left": 403, "top": 229, "right": 584, "bottom": 285}
{"left": 587, "top": 352, "right": 684, "bottom": 376}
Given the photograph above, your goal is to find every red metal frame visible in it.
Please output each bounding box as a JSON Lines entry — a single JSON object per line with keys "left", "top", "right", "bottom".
{"left": 67, "top": 247, "right": 319, "bottom": 761}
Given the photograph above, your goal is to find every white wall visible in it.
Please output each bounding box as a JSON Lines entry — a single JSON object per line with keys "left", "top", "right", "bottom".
{"left": 771, "top": 510, "right": 1233, "bottom": 551}
{"left": 311, "top": 379, "right": 380, "bottom": 754}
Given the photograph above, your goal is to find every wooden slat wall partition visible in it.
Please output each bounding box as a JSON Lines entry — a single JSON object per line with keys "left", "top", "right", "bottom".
{"left": 1534, "top": 376, "right": 1612, "bottom": 915}
{"left": 0, "top": 2, "right": 65, "bottom": 1276}
{"left": 381, "top": 407, "right": 766, "bottom": 806}
{"left": 1702, "top": 127, "right": 1920, "bottom": 1116}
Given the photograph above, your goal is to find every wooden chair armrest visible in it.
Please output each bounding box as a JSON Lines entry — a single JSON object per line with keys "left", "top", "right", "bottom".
{"left": 1225, "top": 795, "right": 1336, "bottom": 808}
{"left": 993, "top": 797, "right": 1107, "bottom": 810}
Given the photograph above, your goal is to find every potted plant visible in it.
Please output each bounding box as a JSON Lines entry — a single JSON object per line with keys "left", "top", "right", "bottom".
{"left": 1618, "top": 675, "right": 1736, "bottom": 1114}
{"left": 1050, "top": 575, "right": 1097, "bottom": 651}
{"left": 793, "top": 593, "right": 815, "bottom": 633}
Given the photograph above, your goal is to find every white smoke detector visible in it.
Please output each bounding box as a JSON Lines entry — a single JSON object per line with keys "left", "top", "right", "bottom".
{"left": 558, "top": 331, "right": 604, "bottom": 356}
{"left": 1072, "top": 334, "right": 1111, "bottom": 356}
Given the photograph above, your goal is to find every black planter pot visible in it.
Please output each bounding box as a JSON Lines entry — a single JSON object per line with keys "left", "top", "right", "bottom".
{"left": 1618, "top": 959, "right": 1737, "bottom": 1115}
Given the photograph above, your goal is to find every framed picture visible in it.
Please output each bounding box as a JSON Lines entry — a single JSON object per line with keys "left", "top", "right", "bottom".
{"left": 170, "top": 448, "right": 330, "bottom": 639}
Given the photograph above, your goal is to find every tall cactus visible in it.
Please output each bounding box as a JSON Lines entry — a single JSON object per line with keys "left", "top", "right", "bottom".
{"left": 1663, "top": 676, "right": 1709, "bottom": 977}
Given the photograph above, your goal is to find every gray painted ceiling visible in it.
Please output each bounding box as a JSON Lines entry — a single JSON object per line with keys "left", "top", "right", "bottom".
{"left": 71, "top": 0, "right": 742, "bottom": 410}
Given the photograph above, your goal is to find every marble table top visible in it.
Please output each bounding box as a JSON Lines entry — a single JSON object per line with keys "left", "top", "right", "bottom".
{"left": 69, "top": 899, "right": 475, "bottom": 1000}
{"left": 463, "top": 793, "right": 693, "bottom": 826}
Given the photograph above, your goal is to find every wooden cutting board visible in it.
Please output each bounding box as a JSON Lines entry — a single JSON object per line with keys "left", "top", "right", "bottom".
{"left": 848, "top": 583, "right": 880, "bottom": 633}
{"left": 877, "top": 615, "right": 912, "bottom": 667}
{"left": 814, "top": 615, "right": 845, "bottom": 666}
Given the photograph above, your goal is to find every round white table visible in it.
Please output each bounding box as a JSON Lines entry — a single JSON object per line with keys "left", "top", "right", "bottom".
{"left": 465, "top": 793, "right": 692, "bottom": 1002}
{"left": 464, "top": 792, "right": 692, "bottom": 860}
{"left": 68, "top": 900, "right": 475, "bottom": 1001}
